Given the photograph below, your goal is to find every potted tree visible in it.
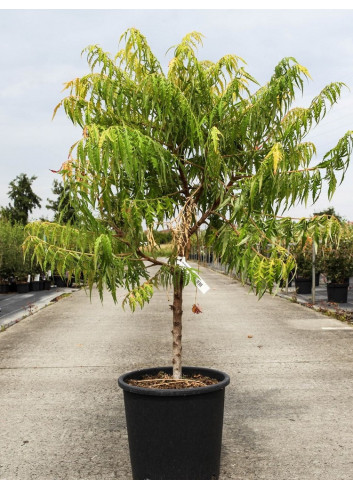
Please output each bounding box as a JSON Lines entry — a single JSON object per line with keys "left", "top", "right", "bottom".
{"left": 319, "top": 225, "right": 353, "bottom": 303}
{"left": 15, "top": 257, "right": 32, "bottom": 294}
{"left": 0, "top": 220, "right": 32, "bottom": 293}
{"left": 0, "top": 271, "right": 10, "bottom": 294}
{"left": 29, "top": 264, "right": 42, "bottom": 291}
{"left": 0, "top": 224, "right": 9, "bottom": 292}
{"left": 292, "top": 238, "right": 316, "bottom": 294}
{"left": 24, "top": 29, "right": 352, "bottom": 479}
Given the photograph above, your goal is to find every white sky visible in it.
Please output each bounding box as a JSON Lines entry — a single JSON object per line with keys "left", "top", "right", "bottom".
{"left": 0, "top": 3, "right": 353, "bottom": 221}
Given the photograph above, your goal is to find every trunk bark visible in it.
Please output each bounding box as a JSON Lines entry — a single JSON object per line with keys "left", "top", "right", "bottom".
{"left": 172, "top": 273, "right": 183, "bottom": 379}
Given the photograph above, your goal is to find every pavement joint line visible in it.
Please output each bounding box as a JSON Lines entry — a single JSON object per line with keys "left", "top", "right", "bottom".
{"left": 2, "top": 359, "right": 353, "bottom": 370}
{"left": 0, "top": 364, "right": 128, "bottom": 369}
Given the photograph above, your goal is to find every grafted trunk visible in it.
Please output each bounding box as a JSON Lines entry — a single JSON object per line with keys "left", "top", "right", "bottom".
{"left": 172, "top": 274, "right": 183, "bottom": 379}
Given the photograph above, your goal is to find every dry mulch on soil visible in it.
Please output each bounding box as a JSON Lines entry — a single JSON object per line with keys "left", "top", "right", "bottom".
{"left": 126, "top": 371, "right": 219, "bottom": 389}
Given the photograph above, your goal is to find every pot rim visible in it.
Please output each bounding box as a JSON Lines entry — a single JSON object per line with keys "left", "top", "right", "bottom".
{"left": 118, "top": 366, "right": 230, "bottom": 397}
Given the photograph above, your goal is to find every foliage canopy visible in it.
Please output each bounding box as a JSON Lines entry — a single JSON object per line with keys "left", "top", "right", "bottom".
{"left": 25, "top": 28, "right": 352, "bottom": 305}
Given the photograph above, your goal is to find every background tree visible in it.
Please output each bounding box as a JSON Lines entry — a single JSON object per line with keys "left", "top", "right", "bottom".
{"left": 1, "top": 173, "right": 41, "bottom": 225}
{"left": 25, "top": 29, "right": 352, "bottom": 379}
{"left": 46, "top": 179, "right": 76, "bottom": 224}
{"left": 313, "top": 206, "right": 343, "bottom": 222}
{"left": 0, "top": 220, "right": 32, "bottom": 281}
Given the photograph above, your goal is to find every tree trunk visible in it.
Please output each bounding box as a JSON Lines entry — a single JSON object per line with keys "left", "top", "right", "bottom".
{"left": 172, "top": 273, "right": 183, "bottom": 379}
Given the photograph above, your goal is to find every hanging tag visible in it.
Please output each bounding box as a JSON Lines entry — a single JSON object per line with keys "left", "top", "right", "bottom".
{"left": 177, "top": 257, "right": 210, "bottom": 294}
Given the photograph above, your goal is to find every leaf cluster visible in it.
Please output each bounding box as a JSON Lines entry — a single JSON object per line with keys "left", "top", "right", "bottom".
{"left": 318, "top": 223, "right": 353, "bottom": 283}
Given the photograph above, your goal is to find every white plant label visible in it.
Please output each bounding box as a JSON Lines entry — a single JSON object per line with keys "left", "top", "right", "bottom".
{"left": 177, "top": 256, "right": 210, "bottom": 294}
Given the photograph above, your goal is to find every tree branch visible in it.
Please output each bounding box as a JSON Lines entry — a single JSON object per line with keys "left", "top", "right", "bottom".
{"left": 136, "top": 249, "right": 172, "bottom": 268}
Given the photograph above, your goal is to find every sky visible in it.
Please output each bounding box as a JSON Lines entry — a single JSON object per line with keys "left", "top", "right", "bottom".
{"left": 0, "top": 5, "right": 353, "bottom": 221}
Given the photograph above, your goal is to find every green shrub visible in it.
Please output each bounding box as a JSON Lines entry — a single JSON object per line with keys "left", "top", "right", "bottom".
{"left": 319, "top": 225, "right": 353, "bottom": 283}
{"left": 0, "top": 220, "right": 34, "bottom": 280}
{"left": 154, "top": 230, "right": 172, "bottom": 245}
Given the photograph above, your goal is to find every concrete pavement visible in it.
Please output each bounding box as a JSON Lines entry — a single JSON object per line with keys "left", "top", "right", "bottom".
{"left": 1, "top": 265, "right": 353, "bottom": 479}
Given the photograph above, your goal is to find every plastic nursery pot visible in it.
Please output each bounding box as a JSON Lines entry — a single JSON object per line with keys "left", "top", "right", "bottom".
{"left": 54, "top": 276, "right": 72, "bottom": 288}
{"left": 0, "top": 283, "right": 10, "bottom": 294}
{"left": 29, "top": 281, "right": 40, "bottom": 292}
{"left": 16, "top": 283, "right": 30, "bottom": 293}
{"left": 118, "top": 366, "right": 230, "bottom": 480}
{"left": 295, "top": 277, "right": 312, "bottom": 294}
{"left": 327, "top": 283, "right": 349, "bottom": 303}
{"left": 44, "top": 280, "right": 51, "bottom": 290}
{"left": 315, "top": 272, "right": 320, "bottom": 287}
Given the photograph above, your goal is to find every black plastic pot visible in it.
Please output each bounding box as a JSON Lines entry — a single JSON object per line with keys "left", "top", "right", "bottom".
{"left": 327, "top": 283, "right": 349, "bottom": 303}
{"left": 16, "top": 282, "right": 29, "bottom": 293}
{"left": 9, "top": 282, "right": 17, "bottom": 292}
{"left": 0, "top": 283, "right": 9, "bottom": 293}
{"left": 118, "top": 366, "right": 230, "bottom": 480}
{"left": 315, "top": 272, "right": 320, "bottom": 286}
{"left": 44, "top": 280, "right": 51, "bottom": 290}
{"left": 295, "top": 277, "right": 312, "bottom": 294}
{"left": 29, "top": 281, "right": 40, "bottom": 292}
{"left": 54, "top": 275, "right": 72, "bottom": 288}
{"left": 279, "top": 270, "right": 296, "bottom": 288}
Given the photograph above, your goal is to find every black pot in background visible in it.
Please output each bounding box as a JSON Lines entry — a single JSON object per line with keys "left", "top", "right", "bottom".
{"left": 54, "top": 275, "right": 72, "bottom": 288}
{"left": 327, "top": 283, "right": 349, "bottom": 303}
{"left": 118, "top": 366, "right": 230, "bottom": 480}
{"left": 0, "top": 283, "right": 9, "bottom": 293}
{"left": 44, "top": 280, "right": 51, "bottom": 290}
{"left": 315, "top": 272, "right": 320, "bottom": 286}
{"left": 279, "top": 270, "right": 296, "bottom": 288}
{"left": 16, "top": 282, "right": 30, "bottom": 293}
{"left": 29, "top": 281, "right": 40, "bottom": 292}
{"left": 9, "top": 282, "right": 17, "bottom": 292}
{"left": 295, "top": 277, "right": 312, "bottom": 294}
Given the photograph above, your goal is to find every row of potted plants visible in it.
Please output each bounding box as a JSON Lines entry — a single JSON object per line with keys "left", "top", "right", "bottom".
{"left": 0, "top": 274, "right": 74, "bottom": 294}
{"left": 0, "top": 219, "right": 74, "bottom": 293}
{"left": 292, "top": 226, "right": 353, "bottom": 303}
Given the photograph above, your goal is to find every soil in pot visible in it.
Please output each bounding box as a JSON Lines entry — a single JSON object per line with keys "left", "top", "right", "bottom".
{"left": 126, "top": 371, "right": 219, "bottom": 389}
{"left": 118, "top": 366, "right": 230, "bottom": 480}
{"left": 327, "top": 283, "right": 349, "bottom": 303}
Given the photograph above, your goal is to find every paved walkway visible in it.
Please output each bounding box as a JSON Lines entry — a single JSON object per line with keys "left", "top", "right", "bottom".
{"left": 1, "top": 265, "right": 353, "bottom": 479}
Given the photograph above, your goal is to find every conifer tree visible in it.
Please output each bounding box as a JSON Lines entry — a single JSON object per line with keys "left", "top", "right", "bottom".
{"left": 1, "top": 173, "right": 41, "bottom": 225}
{"left": 25, "top": 29, "right": 352, "bottom": 378}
